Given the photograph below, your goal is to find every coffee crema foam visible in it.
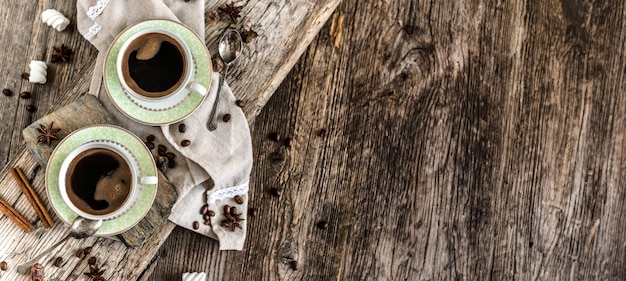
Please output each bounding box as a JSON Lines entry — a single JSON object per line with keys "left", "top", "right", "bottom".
{"left": 65, "top": 148, "right": 132, "bottom": 216}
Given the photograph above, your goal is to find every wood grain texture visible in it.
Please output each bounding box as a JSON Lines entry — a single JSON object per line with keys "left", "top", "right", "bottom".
{"left": 0, "top": 0, "right": 341, "bottom": 280}
{"left": 152, "top": 0, "right": 626, "bottom": 280}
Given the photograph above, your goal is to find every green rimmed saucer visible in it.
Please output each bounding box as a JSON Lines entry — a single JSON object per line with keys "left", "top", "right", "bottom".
{"left": 103, "top": 20, "right": 211, "bottom": 125}
{"left": 46, "top": 125, "right": 158, "bottom": 236}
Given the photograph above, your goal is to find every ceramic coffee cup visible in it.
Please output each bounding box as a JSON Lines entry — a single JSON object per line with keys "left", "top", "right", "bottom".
{"left": 116, "top": 27, "right": 207, "bottom": 103}
{"left": 58, "top": 140, "right": 158, "bottom": 221}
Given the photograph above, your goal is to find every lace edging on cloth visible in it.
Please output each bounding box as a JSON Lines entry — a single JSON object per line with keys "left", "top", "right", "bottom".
{"left": 83, "top": 23, "right": 101, "bottom": 40}
{"left": 87, "top": 0, "right": 110, "bottom": 20}
{"left": 207, "top": 182, "right": 249, "bottom": 205}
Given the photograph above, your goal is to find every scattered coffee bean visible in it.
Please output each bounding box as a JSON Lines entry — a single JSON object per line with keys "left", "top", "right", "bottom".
{"left": 212, "top": 56, "right": 224, "bottom": 72}
{"left": 234, "top": 195, "right": 244, "bottom": 204}
{"left": 203, "top": 214, "right": 211, "bottom": 221}
{"left": 158, "top": 144, "right": 167, "bottom": 153}
{"left": 2, "top": 89, "right": 12, "bottom": 96}
{"left": 204, "top": 220, "right": 211, "bottom": 225}
{"left": 26, "top": 104, "right": 36, "bottom": 112}
{"left": 75, "top": 248, "right": 85, "bottom": 258}
{"left": 168, "top": 159, "right": 176, "bottom": 168}
{"left": 222, "top": 113, "right": 231, "bottom": 122}
{"left": 146, "top": 142, "right": 155, "bottom": 150}
{"left": 230, "top": 206, "right": 238, "bottom": 216}
{"left": 235, "top": 99, "right": 245, "bottom": 108}
{"left": 158, "top": 150, "right": 166, "bottom": 156}
{"left": 147, "top": 135, "right": 155, "bottom": 142}
{"left": 318, "top": 128, "right": 328, "bottom": 137}
{"left": 208, "top": 210, "right": 215, "bottom": 217}
{"left": 284, "top": 137, "right": 293, "bottom": 148}
{"left": 0, "top": 261, "right": 7, "bottom": 271}
{"left": 317, "top": 220, "right": 329, "bottom": 229}
{"left": 178, "top": 123, "right": 186, "bottom": 133}
{"left": 270, "top": 188, "right": 282, "bottom": 197}
{"left": 223, "top": 205, "right": 231, "bottom": 215}
{"left": 88, "top": 256, "right": 97, "bottom": 265}
{"left": 193, "top": 221, "right": 200, "bottom": 230}
{"left": 181, "top": 140, "right": 191, "bottom": 147}
{"left": 53, "top": 257, "right": 63, "bottom": 267}
{"left": 19, "top": 91, "right": 31, "bottom": 99}
{"left": 156, "top": 156, "right": 169, "bottom": 173}
{"left": 290, "top": 260, "right": 299, "bottom": 270}
{"left": 200, "top": 204, "right": 208, "bottom": 215}
{"left": 21, "top": 72, "right": 30, "bottom": 80}
{"left": 166, "top": 152, "right": 176, "bottom": 159}
{"left": 83, "top": 247, "right": 93, "bottom": 255}
{"left": 248, "top": 207, "right": 257, "bottom": 218}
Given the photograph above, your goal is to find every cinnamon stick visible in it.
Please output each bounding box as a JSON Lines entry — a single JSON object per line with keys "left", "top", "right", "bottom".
{"left": 0, "top": 196, "right": 33, "bottom": 232}
{"left": 10, "top": 167, "right": 54, "bottom": 228}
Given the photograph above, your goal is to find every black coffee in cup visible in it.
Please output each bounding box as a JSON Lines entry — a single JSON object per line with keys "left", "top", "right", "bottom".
{"left": 65, "top": 148, "right": 132, "bottom": 216}
{"left": 121, "top": 32, "right": 187, "bottom": 98}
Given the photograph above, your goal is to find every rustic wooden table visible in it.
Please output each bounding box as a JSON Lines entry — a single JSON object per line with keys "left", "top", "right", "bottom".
{"left": 2, "top": 0, "right": 626, "bottom": 280}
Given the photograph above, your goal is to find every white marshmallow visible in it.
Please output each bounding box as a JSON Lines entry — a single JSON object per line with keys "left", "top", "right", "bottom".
{"left": 28, "top": 60, "right": 47, "bottom": 84}
{"left": 182, "top": 272, "right": 206, "bottom": 281}
{"left": 41, "top": 9, "right": 70, "bottom": 32}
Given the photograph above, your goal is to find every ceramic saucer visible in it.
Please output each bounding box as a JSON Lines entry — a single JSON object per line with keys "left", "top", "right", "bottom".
{"left": 46, "top": 125, "right": 158, "bottom": 236}
{"left": 103, "top": 20, "right": 211, "bottom": 125}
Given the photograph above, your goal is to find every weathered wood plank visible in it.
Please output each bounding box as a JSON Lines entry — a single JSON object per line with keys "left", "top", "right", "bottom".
{"left": 0, "top": 0, "right": 342, "bottom": 279}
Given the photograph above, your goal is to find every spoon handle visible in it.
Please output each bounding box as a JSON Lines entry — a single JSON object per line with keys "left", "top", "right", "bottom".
{"left": 207, "top": 64, "right": 229, "bottom": 131}
{"left": 17, "top": 235, "right": 71, "bottom": 274}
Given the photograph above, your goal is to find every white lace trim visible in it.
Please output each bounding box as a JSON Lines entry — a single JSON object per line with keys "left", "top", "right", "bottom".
{"left": 207, "top": 182, "right": 249, "bottom": 204}
{"left": 87, "top": 0, "right": 110, "bottom": 20}
{"left": 83, "top": 23, "right": 101, "bottom": 40}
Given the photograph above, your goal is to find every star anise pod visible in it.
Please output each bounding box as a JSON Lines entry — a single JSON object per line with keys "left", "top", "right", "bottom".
{"left": 37, "top": 122, "right": 61, "bottom": 147}
{"left": 218, "top": 2, "right": 243, "bottom": 24}
{"left": 221, "top": 204, "right": 245, "bottom": 231}
{"left": 84, "top": 263, "right": 107, "bottom": 281}
{"left": 51, "top": 44, "right": 72, "bottom": 63}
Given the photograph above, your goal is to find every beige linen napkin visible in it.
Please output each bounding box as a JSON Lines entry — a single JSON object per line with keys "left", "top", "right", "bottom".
{"left": 76, "top": 0, "right": 252, "bottom": 250}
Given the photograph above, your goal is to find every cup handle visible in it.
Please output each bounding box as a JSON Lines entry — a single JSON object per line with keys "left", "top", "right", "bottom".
{"left": 140, "top": 176, "right": 158, "bottom": 185}
{"left": 188, "top": 81, "right": 207, "bottom": 96}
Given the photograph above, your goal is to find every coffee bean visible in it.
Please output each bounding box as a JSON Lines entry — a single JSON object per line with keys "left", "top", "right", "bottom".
{"left": 146, "top": 142, "right": 155, "bottom": 150}
{"left": 248, "top": 208, "right": 257, "bottom": 218}
{"left": 53, "top": 257, "right": 63, "bottom": 267}
{"left": 203, "top": 214, "right": 211, "bottom": 221}
{"left": 168, "top": 159, "right": 176, "bottom": 168}
{"left": 284, "top": 137, "right": 293, "bottom": 148}
{"left": 200, "top": 204, "right": 208, "bottom": 215}
{"left": 19, "top": 91, "right": 31, "bottom": 99}
{"left": 75, "top": 249, "right": 85, "bottom": 258}
{"left": 208, "top": 210, "right": 215, "bottom": 217}
{"left": 290, "top": 260, "right": 299, "bottom": 270}
{"left": 317, "top": 220, "right": 329, "bottom": 229}
{"left": 223, "top": 205, "right": 231, "bottom": 215}
{"left": 193, "top": 221, "right": 200, "bottom": 229}
{"left": 204, "top": 220, "right": 211, "bottom": 225}
{"left": 178, "top": 123, "right": 186, "bottom": 133}
{"left": 222, "top": 113, "right": 231, "bottom": 122}
{"left": 158, "top": 150, "right": 166, "bottom": 156}
{"left": 158, "top": 144, "right": 167, "bottom": 152}
{"left": 147, "top": 135, "right": 155, "bottom": 142}
{"left": 88, "top": 256, "right": 97, "bottom": 265}
{"left": 83, "top": 247, "right": 93, "bottom": 255}
{"left": 235, "top": 99, "right": 245, "bottom": 108}
{"left": 270, "top": 188, "right": 282, "bottom": 197}
{"left": 230, "top": 206, "right": 238, "bottom": 216}
{"left": 166, "top": 152, "right": 176, "bottom": 159}
{"left": 21, "top": 72, "right": 29, "bottom": 80}
{"left": 2, "top": 89, "right": 12, "bottom": 96}
{"left": 318, "top": 128, "right": 328, "bottom": 137}
{"left": 181, "top": 140, "right": 191, "bottom": 147}
{"left": 26, "top": 104, "right": 36, "bottom": 112}
{"left": 0, "top": 261, "right": 7, "bottom": 271}
{"left": 234, "top": 195, "right": 244, "bottom": 204}
{"left": 269, "top": 132, "right": 281, "bottom": 142}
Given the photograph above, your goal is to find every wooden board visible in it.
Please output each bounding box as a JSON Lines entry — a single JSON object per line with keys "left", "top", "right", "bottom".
{"left": 0, "top": 0, "right": 341, "bottom": 280}
{"left": 151, "top": 0, "right": 626, "bottom": 280}
{"left": 21, "top": 94, "right": 177, "bottom": 248}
